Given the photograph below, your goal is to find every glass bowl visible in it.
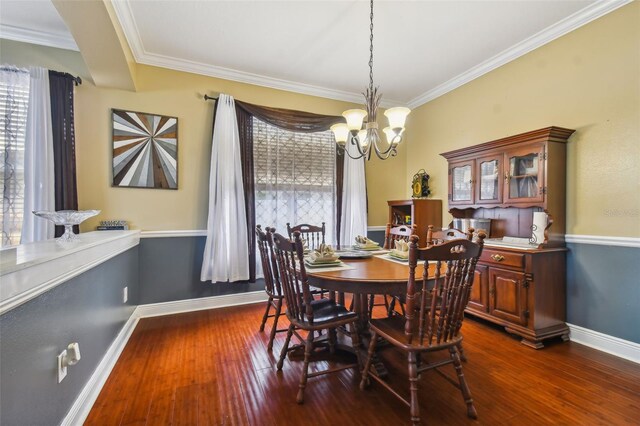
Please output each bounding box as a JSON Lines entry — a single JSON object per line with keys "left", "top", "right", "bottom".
{"left": 33, "top": 210, "right": 100, "bottom": 242}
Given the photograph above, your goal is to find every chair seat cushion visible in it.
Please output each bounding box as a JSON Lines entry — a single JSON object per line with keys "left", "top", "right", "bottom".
{"left": 294, "top": 300, "right": 356, "bottom": 327}
{"left": 370, "top": 316, "right": 461, "bottom": 351}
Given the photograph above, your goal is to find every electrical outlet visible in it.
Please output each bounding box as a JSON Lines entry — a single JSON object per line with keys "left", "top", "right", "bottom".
{"left": 57, "top": 350, "right": 68, "bottom": 383}
{"left": 123, "top": 286, "right": 128, "bottom": 303}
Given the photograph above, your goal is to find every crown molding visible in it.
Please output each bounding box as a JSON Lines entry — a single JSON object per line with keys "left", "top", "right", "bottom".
{"left": 110, "top": 0, "right": 402, "bottom": 107}
{"left": 406, "top": 0, "right": 633, "bottom": 109}
{"left": 0, "top": 23, "right": 78, "bottom": 51}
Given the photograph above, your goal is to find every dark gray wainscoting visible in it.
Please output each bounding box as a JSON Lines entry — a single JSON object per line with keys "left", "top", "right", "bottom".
{"left": 566, "top": 242, "right": 640, "bottom": 344}
{"left": 0, "top": 246, "right": 139, "bottom": 426}
{"left": 367, "top": 229, "right": 386, "bottom": 246}
{"left": 139, "top": 237, "right": 263, "bottom": 305}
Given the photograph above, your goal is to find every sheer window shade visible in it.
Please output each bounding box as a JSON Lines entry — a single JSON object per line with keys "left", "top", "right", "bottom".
{"left": 0, "top": 68, "right": 29, "bottom": 247}
{"left": 253, "top": 117, "right": 336, "bottom": 247}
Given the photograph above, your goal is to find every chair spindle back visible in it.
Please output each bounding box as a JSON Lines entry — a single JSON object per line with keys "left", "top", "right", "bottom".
{"left": 287, "top": 223, "right": 326, "bottom": 251}
{"left": 271, "top": 231, "right": 314, "bottom": 324}
{"left": 384, "top": 223, "right": 417, "bottom": 249}
{"left": 426, "top": 225, "right": 473, "bottom": 247}
{"left": 256, "top": 225, "right": 281, "bottom": 297}
{"left": 405, "top": 233, "right": 486, "bottom": 347}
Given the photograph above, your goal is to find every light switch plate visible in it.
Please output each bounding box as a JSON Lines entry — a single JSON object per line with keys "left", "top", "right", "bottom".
{"left": 57, "top": 350, "right": 67, "bottom": 383}
{"left": 123, "top": 286, "right": 128, "bottom": 303}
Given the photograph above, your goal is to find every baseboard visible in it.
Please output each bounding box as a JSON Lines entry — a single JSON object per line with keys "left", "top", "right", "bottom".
{"left": 61, "top": 313, "right": 139, "bottom": 426}
{"left": 568, "top": 323, "right": 640, "bottom": 364}
{"left": 134, "top": 291, "right": 267, "bottom": 318}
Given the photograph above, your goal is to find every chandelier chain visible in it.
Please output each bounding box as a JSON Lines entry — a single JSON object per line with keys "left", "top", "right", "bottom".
{"left": 369, "top": 0, "right": 374, "bottom": 94}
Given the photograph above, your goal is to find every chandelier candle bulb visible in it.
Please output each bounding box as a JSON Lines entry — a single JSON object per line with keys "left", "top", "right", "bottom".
{"left": 384, "top": 107, "right": 411, "bottom": 129}
{"left": 330, "top": 123, "right": 349, "bottom": 144}
{"left": 342, "top": 109, "right": 367, "bottom": 131}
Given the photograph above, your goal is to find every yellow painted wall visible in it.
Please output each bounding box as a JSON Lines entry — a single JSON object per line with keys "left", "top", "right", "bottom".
{"left": 404, "top": 2, "right": 640, "bottom": 237}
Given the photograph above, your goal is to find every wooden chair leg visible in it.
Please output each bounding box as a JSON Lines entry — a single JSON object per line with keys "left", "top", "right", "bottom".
{"left": 408, "top": 352, "right": 420, "bottom": 425}
{"left": 367, "top": 294, "right": 375, "bottom": 317}
{"left": 277, "top": 324, "right": 294, "bottom": 371}
{"left": 267, "top": 298, "right": 283, "bottom": 351}
{"left": 382, "top": 295, "right": 390, "bottom": 312}
{"left": 330, "top": 327, "right": 339, "bottom": 354}
{"left": 350, "top": 322, "right": 363, "bottom": 371}
{"left": 456, "top": 342, "right": 467, "bottom": 362}
{"left": 359, "top": 331, "right": 378, "bottom": 390}
{"left": 387, "top": 296, "right": 397, "bottom": 317}
{"left": 450, "top": 347, "right": 477, "bottom": 419}
{"left": 297, "top": 331, "right": 315, "bottom": 404}
{"left": 259, "top": 296, "right": 273, "bottom": 332}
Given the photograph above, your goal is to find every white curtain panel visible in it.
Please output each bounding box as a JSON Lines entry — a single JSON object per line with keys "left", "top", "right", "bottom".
{"left": 339, "top": 144, "right": 368, "bottom": 247}
{"left": 21, "top": 67, "right": 55, "bottom": 243}
{"left": 201, "top": 94, "right": 250, "bottom": 282}
{"left": 1, "top": 67, "right": 30, "bottom": 246}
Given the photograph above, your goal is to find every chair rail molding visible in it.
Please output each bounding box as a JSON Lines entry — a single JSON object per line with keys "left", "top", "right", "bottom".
{"left": 565, "top": 234, "right": 640, "bottom": 248}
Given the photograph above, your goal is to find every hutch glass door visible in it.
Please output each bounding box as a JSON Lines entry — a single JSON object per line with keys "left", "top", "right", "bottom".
{"left": 450, "top": 160, "right": 474, "bottom": 204}
{"left": 476, "top": 155, "right": 502, "bottom": 204}
{"left": 504, "top": 146, "right": 545, "bottom": 203}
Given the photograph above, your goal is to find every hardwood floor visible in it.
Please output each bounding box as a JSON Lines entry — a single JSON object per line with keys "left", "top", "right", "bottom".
{"left": 86, "top": 300, "right": 640, "bottom": 425}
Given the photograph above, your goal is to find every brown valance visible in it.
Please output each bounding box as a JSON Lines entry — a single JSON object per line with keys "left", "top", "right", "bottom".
{"left": 235, "top": 100, "right": 344, "bottom": 133}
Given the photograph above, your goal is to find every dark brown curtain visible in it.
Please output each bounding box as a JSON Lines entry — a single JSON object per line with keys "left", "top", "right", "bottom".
{"left": 49, "top": 71, "right": 78, "bottom": 237}
{"left": 233, "top": 100, "right": 344, "bottom": 282}
{"left": 235, "top": 104, "right": 256, "bottom": 281}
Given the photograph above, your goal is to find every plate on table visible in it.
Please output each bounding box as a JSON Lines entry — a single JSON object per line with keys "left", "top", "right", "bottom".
{"left": 336, "top": 250, "right": 373, "bottom": 259}
{"left": 304, "top": 259, "right": 344, "bottom": 268}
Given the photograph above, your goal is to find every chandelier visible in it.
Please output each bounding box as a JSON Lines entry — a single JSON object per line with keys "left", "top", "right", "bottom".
{"left": 330, "top": 0, "right": 411, "bottom": 160}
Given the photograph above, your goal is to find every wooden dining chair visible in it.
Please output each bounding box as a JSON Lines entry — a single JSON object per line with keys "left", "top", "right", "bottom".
{"left": 271, "top": 231, "right": 362, "bottom": 404}
{"left": 360, "top": 233, "right": 486, "bottom": 425}
{"left": 425, "top": 225, "right": 475, "bottom": 361}
{"left": 379, "top": 223, "right": 418, "bottom": 317}
{"left": 287, "top": 221, "right": 332, "bottom": 300}
{"left": 256, "top": 225, "right": 287, "bottom": 351}
{"left": 426, "top": 225, "right": 469, "bottom": 247}
{"left": 286, "top": 222, "right": 326, "bottom": 250}
{"left": 383, "top": 223, "right": 417, "bottom": 249}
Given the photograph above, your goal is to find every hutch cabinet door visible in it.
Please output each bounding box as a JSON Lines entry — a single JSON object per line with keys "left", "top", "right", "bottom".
{"left": 449, "top": 160, "right": 475, "bottom": 205}
{"left": 468, "top": 264, "right": 489, "bottom": 313}
{"left": 488, "top": 267, "right": 528, "bottom": 326}
{"left": 503, "top": 144, "right": 545, "bottom": 204}
{"left": 475, "top": 154, "right": 503, "bottom": 205}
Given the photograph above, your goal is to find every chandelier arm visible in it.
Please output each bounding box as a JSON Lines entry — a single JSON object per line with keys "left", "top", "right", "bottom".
{"left": 349, "top": 133, "right": 369, "bottom": 159}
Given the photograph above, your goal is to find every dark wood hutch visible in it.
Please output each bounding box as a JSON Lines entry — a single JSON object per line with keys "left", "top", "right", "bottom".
{"left": 441, "top": 126, "right": 575, "bottom": 348}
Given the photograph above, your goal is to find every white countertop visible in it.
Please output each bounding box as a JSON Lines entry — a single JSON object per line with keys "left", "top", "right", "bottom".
{"left": 0, "top": 230, "right": 140, "bottom": 314}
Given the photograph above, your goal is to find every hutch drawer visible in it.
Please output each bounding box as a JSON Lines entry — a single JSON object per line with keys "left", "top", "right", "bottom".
{"left": 480, "top": 249, "right": 525, "bottom": 269}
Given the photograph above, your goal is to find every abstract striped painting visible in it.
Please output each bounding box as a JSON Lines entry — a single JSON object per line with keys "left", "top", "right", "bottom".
{"left": 112, "top": 109, "right": 178, "bottom": 189}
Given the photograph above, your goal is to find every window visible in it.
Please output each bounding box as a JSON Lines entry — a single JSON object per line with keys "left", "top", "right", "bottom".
{"left": 0, "top": 68, "right": 30, "bottom": 247}
{"left": 253, "top": 117, "right": 336, "bottom": 245}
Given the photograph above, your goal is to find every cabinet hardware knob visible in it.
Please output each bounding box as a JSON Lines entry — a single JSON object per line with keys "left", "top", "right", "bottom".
{"left": 491, "top": 254, "right": 505, "bottom": 262}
